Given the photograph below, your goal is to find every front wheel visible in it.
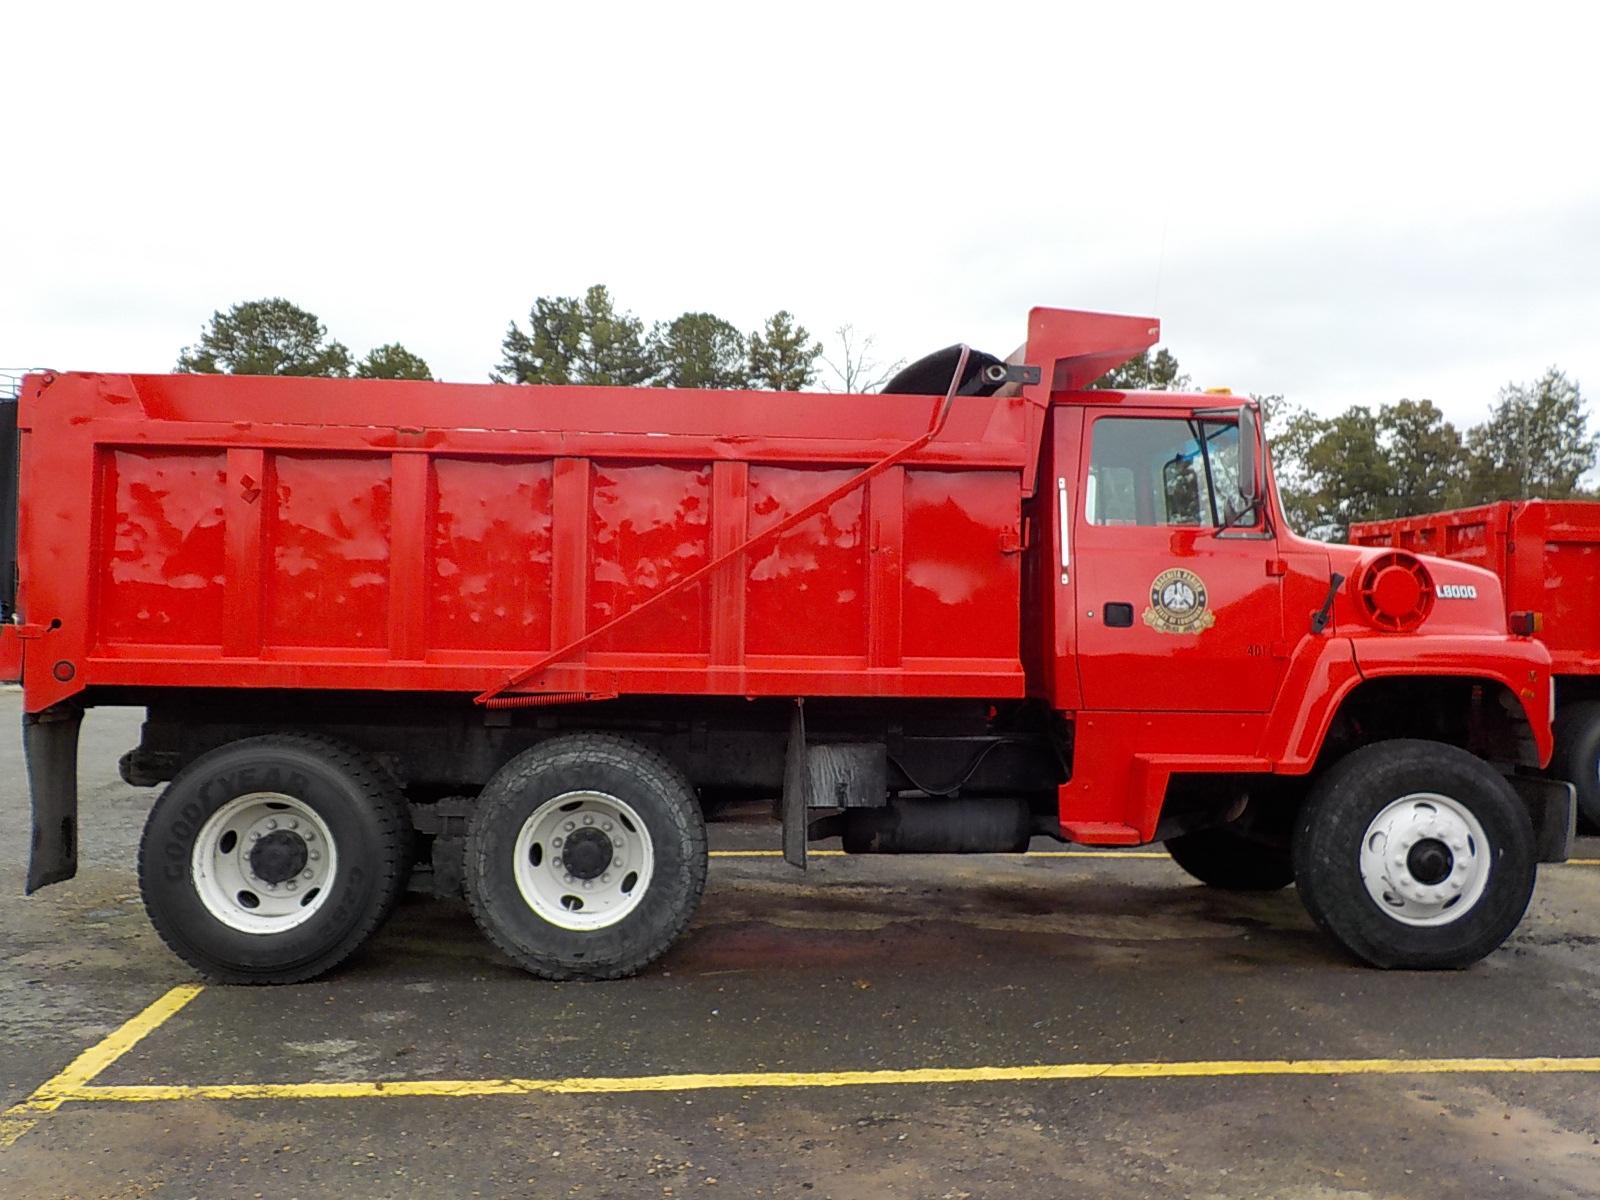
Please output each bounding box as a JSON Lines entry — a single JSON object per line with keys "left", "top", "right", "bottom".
{"left": 1293, "top": 739, "right": 1536, "bottom": 969}
{"left": 464, "top": 734, "right": 707, "bottom": 980}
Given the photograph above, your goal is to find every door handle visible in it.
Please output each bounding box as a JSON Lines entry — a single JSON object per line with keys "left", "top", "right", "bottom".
{"left": 1104, "top": 602, "right": 1134, "bottom": 628}
{"left": 1056, "top": 477, "right": 1071, "bottom": 583}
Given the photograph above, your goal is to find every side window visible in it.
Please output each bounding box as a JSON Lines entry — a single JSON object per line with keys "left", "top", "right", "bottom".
{"left": 1086, "top": 416, "right": 1246, "bottom": 528}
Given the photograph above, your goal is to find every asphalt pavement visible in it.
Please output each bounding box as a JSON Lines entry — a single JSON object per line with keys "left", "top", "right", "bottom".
{"left": 1, "top": 693, "right": 1597, "bottom": 1199}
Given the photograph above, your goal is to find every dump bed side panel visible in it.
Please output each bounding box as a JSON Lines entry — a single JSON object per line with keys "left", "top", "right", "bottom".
{"left": 18, "top": 373, "right": 1031, "bottom": 711}
{"left": 1349, "top": 502, "right": 1514, "bottom": 577}
{"left": 1352, "top": 500, "right": 1600, "bottom": 677}
{"left": 1519, "top": 501, "right": 1600, "bottom": 675}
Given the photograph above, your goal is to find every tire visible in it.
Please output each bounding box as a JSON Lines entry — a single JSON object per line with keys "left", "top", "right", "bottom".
{"left": 137, "top": 734, "right": 411, "bottom": 984}
{"left": 1292, "top": 739, "right": 1536, "bottom": 969}
{"left": 464, "top": 733, "right": 707, "bottom": 981}
{"left": 1552, "top": 700, "right": 1600, "bottom": 831}
{"left": 1165, "top": 827, "right": 1295, "bottom": 891}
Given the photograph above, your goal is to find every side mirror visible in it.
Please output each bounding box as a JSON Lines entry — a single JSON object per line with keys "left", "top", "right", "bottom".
{"left": 1238, "top": 405, "right": 1260, "bottom": 503}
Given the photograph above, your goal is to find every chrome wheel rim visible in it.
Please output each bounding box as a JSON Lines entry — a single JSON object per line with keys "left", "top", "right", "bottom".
{"left": 1358, "top": 792, "right": 1490, "bottom": 927}
{"left": 191, "top": 792, "right": 338, "bottom": 933}
{"left": 512, "top": 791, "right": 654, "bottom": 931}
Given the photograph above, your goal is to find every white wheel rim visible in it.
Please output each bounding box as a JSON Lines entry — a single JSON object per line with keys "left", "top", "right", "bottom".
{"left": 512, "top": 791, "right": 654, "bottom": 931}
{"left": 191, "top": 792, "right": 338, "bottom": 934}
{"left": 1358, "top": 792, "right": 1491, "bottom": 927}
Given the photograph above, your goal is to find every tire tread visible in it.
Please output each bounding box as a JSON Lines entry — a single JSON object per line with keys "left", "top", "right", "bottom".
{"left": 138, "top": 733, "right": 411, "bottom": 985}
{"left": 463, "top": 732, "right": 707, "bottom": 981}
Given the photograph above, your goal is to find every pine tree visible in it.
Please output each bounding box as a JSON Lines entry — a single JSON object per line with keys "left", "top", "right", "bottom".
{"left": 747, "top": 311, "right": 822, "bottom": 391}
{"left": 1090, "top": 347, "right": 1189, "bottom": 391}
{"left": 177, "top": 299, "right": 352, "bottom": 377}
{"left": 652, "top": 313, "right": 749, "bottom": 388}
{"left": 1465, "top": 369, "right": 1598, "bottom": 501}
{"left": 356, "top": 344, "right": 433, "bottom": 381}
{"left": 495, "top": 285, "right": 655, "bottom": 386}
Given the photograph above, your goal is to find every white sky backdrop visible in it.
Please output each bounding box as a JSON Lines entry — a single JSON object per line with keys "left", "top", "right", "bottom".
{"left": 3, "top": 1, "right": 1597, "bottom": 430}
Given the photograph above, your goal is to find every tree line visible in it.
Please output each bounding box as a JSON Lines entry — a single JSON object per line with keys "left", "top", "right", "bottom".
{"left": 175, "top": 288, "right": 846, "bottom": 391}
{"left": 1265, "top": 369, "right": 1595, "bottom": 537}
{"left": 176, "top": 298, "right": 435, "bottom": 381}
{"left": 1086, "top": 348, "right": 1596, "bottom": 536}
{"left": 174, "top": 299, "right": 1594, "bottom": 538}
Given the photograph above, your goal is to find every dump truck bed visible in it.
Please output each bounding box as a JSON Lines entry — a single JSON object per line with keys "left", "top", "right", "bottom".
{"left": 12, "top": 371, "right": 1037, "bottom": 710}
{"left": 1351, "top": 500, "right": 1600, "bottom": 676}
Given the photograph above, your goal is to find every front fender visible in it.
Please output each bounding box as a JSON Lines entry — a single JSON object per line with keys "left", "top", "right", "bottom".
{"left": 1349, "top": 634, "right": 1554, "bottom": 767}
{"left": 1259, "top": 634, "right": 1362, "bottom": 771}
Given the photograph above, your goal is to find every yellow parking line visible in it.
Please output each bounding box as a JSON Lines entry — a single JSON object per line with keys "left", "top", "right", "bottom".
{"left": 58, "top": 1054, "right": 1600, "bottom": 1105}
{"left": 0, "top": 984, "right": 202, "bottom": 1148}
{"left": 709, "top": 849, "right": 1171, "bottom": 859}
{"left": 711, "top": 851, "right": 1600, "bottom": 865}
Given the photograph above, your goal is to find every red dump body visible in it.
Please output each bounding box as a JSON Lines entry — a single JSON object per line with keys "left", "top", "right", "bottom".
{"left": 4, "top": 309, "right": 1157, "bottom": 715}
{"left": 1351, "top": 501, "right": 1600, "bottom": 678}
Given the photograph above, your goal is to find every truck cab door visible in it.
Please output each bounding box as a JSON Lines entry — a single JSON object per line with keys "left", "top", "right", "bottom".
{"left": 1069, "top": 409, "right": 1287, "bottom": 712}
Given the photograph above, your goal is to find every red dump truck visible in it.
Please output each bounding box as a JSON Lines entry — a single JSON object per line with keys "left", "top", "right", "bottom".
{"left": 0, "top": 309, "right": 1574, "bottom": 983}
{"left": 1352, "top": 501, "right": 1600, "bottom": 829}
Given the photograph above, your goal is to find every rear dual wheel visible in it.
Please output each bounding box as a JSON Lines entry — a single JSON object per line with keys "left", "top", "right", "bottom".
{"left": 1165, "top": 826, "right": 1295, "bottom": 891}
{"left": 138, "top": 735, "right": 412, "bottom": 984}
{"left": 464, "top": 734, "right": 707, "bottom": 980}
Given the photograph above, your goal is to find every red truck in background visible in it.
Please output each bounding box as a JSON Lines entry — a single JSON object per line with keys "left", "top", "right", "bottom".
{"left": 1353, "top": 501, "right": 1600, "bottom": 829}
{"left": 0, "top": 309, "right": 1574, "bottom": 985}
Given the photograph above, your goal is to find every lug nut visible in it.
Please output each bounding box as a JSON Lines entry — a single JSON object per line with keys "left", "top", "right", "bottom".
{"left": 267, "top": 819, "right": 278, "bottom": 830}
{"left": 309, "top": 850, "right": 320, "bottom": 861}
{"left": 602, "top": 822, "right": 612, "bottom": 832}
{"left": 552, "top": 836, "right": 562, "bottom": 846}
{"left": 564, "top": 822, "right": 574, "bottom": 831}
{"left": 583, "top": 815, "right": 594, "bottom": 825}
{"left": 302, "top": 869, "right": 313, "bottom": 880}
{"left": 286, "top": 881, "right": 298, "bottom": 892}
{"left": 563, "top": 874, "right": 574, "bottom": 884}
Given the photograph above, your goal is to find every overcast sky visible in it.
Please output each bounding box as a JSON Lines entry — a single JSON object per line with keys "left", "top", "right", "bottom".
{"left": 4, "top": 2, "right": 1596, "bottom": 431}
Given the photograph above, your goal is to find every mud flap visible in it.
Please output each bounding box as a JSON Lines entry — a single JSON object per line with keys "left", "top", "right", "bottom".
{"left": 781, "top": 701, "right": 807, "bottom": 870}
{"left": 1508, "top": 774, "right": 1576, "bottom": 864}
{"left": 24, "top": 703, "right": 81, "bottom": 893}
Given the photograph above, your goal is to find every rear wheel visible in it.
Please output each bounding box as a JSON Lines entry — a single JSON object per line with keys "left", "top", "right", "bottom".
{"left": 464, "top": 734, "right": 707, "bottom": 980}
{"left": 138, "top": 735, "right": 411, "bottom": 984}
{"left": 1165, "top": 826, "right": 1294, "bottom": 891}
{"left": 1293, "top": 739, "right": 1536, "bottom": 969}
{"left": 1552, "top": 700, "right": 1600, "bottom": 831}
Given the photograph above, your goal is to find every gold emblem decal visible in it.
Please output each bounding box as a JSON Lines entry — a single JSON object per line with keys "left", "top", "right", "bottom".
{"left": 1143, "top": 568, "right": 1215, "bottom": 634}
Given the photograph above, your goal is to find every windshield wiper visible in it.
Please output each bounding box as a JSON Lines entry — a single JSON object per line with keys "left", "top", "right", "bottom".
{"left": 1310, "top": 573, "right": 1345, "bottom": 634}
